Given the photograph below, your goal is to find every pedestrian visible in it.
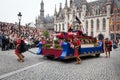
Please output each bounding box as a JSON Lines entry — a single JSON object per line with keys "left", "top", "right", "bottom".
{"left": 71, "top": 35, "right": 82, "bottom": 64}
{"left": 118, "top": 39, "right": 120, "bottom": 47}
{"left": 1, "top": 35, "right": 6, "bottom": 51}
{"left": 113, "top": 40, "right": 117, "bottom": 49}
{"left": 116, "top": 39, "right": 119, "bottom": 48}
{"left": 109, "top": 40, "right": 112, "bottom": 51}
{"left": 15, "top": 34, "right": 24, "bottom": 62}
{"left": 104, "top": 38, "right": 111, "bottom": 58}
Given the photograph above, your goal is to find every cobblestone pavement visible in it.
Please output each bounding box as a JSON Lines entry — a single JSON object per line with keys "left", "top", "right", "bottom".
{"left": 0, "top": 48, "right": 120, "bottom": 80}
{"left": 0, "top": 48, "right": 43, "bottom": 76}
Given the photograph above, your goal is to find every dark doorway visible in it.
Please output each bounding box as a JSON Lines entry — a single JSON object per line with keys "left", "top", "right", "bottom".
{"left": 98, "top": 34, "right": 104, "bottom": 41}
{"left": 116, "top": 34, "right": 120, "bottom": 39}
{"left": 110, "top": 33, "right": 114, "bottom": 40}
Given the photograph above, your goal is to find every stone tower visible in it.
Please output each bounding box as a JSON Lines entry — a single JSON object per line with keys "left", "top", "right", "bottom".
{"left": 81, "top": 0, "right": 87, "bottom": 22}
{"left": 40, "top": 0, "right": 44, "bottom": 28}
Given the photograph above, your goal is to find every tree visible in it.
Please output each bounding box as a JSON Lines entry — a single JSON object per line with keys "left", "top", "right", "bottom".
{"left": 43, "top": 31, "right": 49, "bottom": 38}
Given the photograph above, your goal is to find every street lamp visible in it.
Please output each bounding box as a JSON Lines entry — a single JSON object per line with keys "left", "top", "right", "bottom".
{"left": 17, "top": 12, "right": 22, "bottom": 35}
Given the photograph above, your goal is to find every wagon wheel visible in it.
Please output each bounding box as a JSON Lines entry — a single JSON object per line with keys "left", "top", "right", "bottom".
{"left": 46, "top": 55, "right": 55, "bottom": 60}
{"left": 95, "top": 54, "right": 100, "bottom": 57}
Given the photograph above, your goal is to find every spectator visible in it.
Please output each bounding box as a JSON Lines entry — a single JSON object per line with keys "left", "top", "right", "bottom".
{"left": 0, "top": 21, "right": 54, "bottom": 51}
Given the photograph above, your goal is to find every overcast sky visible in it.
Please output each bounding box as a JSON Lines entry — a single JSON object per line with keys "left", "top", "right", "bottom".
{"left": 0, "top": 0, "right": 96, "bottom": 25}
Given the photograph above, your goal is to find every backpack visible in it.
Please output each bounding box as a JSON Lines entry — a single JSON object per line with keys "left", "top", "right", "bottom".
{"left": 20, "top": 40, "right": 28, "bottom": 53}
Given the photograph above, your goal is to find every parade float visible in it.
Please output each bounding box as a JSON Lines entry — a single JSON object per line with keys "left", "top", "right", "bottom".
{"left": 37, "top": 16, "right": 104, "bottom": 60}
{"left": 37, "top": 30, "right": 104, "bottom": 60}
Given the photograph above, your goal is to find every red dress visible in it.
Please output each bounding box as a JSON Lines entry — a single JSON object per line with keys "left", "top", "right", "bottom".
{"left": 105, "top": 41, "right": 110, "bottom": 52}
{"left": 72, "top": 40, "right": 81, "bottom": 57}
{"left": 15, "top": 39, "right": 22, "bottom": 54}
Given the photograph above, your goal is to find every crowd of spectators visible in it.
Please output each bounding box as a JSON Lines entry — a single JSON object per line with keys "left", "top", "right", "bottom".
{"left": 1, "top": 21, "right": 119, "bottom": 51}
{"left": 0, "top": 22, "right": 49, "bottom": 51}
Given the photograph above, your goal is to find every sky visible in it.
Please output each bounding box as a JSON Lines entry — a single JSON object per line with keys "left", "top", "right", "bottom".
{"left": 0, "top": 0, "right": 96, "bottom": 25}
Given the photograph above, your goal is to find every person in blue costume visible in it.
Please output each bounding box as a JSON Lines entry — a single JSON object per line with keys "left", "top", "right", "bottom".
{"left": 98, "top": 40, "right": 103, "bottom": 47}
{"left": 37, "top": 39, "right": 42, "bottom": 55}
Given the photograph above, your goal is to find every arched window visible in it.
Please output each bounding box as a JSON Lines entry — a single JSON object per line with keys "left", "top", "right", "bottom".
{"left": 91, "top": 20, "right": 94, "bottom": 31}
{"left": 62, "top": 23, "right": 64, "bottom": 30}
{"left": 68, "top": 23, "right": 69, "bottom": 27}
{"left": 91, "top": 20, "right": 94, "bottom": 36}
{"left": 110, "top": 33, "right": 114, "bottom": 40}
{"left": 97, "top": 19, "right": 100, "bottom": 30}
{"left": 73, "top": 10, "right": 75, "bottom": 18}
{"left": 59, "top": 24, "right": 61, "bottom": 32}
{"left": 117, "top": 24, "right": 120, "bottom": 31}
{"left": 56, "top": 24, "right": 57, "bottom": 31}
{"left": 68, "top": 14, "right": 70, "bottom": 20}
{"left": 86, "top": 20, "right": 88, "bottom": 34}
{"left": 116, "top": 33, "right": 120, "bottom": 39}
{"left": 112, "top": 25, "right": 114, "bottom": 31}
{"left": 98, "top": 34, "right": 104, "bottom": 41}
{"left": 79, "top": 13, "right": 81, "bottom": 18}
{"left": 103, "top": 18, "right": 106, "bottom": 30}
{"left": 91, "top": 32, "right": 93, "bottom": 36}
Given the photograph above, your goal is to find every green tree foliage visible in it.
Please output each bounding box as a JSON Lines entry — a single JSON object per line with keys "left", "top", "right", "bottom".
{"left": 43, "top": 31, "right": 49, "bottom": 38}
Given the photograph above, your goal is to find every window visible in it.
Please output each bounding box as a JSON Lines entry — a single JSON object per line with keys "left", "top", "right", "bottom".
{"left": 73, "top": 10, "right": 75, "bottom": 18}
{"left": 117, "top": 24, "right": 119, "bottom": 31}
{"left": 86, "top": 20, "right": 88, "bottom": 34}
{"left": 62, "top": 24, "right": 64, "bottom": 30}
{"left": 91, "top": 32, "right": 93, "bottom": 36}
{"left": 112, "top": 25, "right": 114, "bottom": 31}
{"left": 91, "top": 20, "right": 94, "bottom": 31}
{"left": 97, "top": 19, "right": 99, "bottom": 30}
{"left": 59, "top": 24, "right": 61, "bottom": 32}
{"left": 56, "top": 24, "right": 57, "bottom": 31}
{"left": 91, "top": 20, "right": 94, "bottom": 36}
{"left": 103, "top": 18, "right": 106, "bottom": 30}
{"left": 68, "top": 14, "right": 70, "bottom": 20}
{"left": 68, "top": 23, "right": 69, "bottom": 27}
{"left": 79, "top": 13, "right": 81, "bottom": 18}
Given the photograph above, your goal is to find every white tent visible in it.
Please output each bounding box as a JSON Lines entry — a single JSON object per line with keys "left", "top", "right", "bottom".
{"left": 28, "top": 22, "right": 36, "bottom": 28}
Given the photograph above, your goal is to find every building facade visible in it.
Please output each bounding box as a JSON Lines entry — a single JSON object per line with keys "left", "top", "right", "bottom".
{"left": 54, "top": 0, "right": 120, "bottom": 40}
{"left": 35, "top": 0, "right": 54, "bottom": 31}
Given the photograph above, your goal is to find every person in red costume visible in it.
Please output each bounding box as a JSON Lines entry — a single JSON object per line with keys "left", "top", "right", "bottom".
{"left": 15, "top": 34, "right": 24, "bottom": 62}
{"left": 104, "top": 38, "right": 111, "bottom": 58}
{"left": 71, "top": 35, "right": 82, "bottom": 64}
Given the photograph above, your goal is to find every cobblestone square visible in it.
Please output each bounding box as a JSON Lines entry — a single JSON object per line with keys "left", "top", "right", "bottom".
{"left": 0, "top": 48, "right": 120, "bottom": 80}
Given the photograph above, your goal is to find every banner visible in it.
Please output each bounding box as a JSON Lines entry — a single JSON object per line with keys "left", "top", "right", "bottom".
{"left": 109, "top": 18, "right": 113, "bottom": 26}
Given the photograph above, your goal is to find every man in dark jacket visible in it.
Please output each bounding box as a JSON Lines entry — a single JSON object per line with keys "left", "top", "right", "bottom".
{"left": 0, "top": 34, "right": 2, "bottom": 48}
{"left": 0, "top": 35, "right": 6, "bottom": 51}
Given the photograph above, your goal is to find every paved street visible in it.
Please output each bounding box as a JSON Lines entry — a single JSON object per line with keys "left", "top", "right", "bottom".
{"left": 0, "top": 48, "right": 120, "bottom": 80}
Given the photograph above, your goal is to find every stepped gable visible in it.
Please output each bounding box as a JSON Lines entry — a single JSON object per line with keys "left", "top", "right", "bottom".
{"left": 112, "top": 0, "right": 120, "bottom": 13}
